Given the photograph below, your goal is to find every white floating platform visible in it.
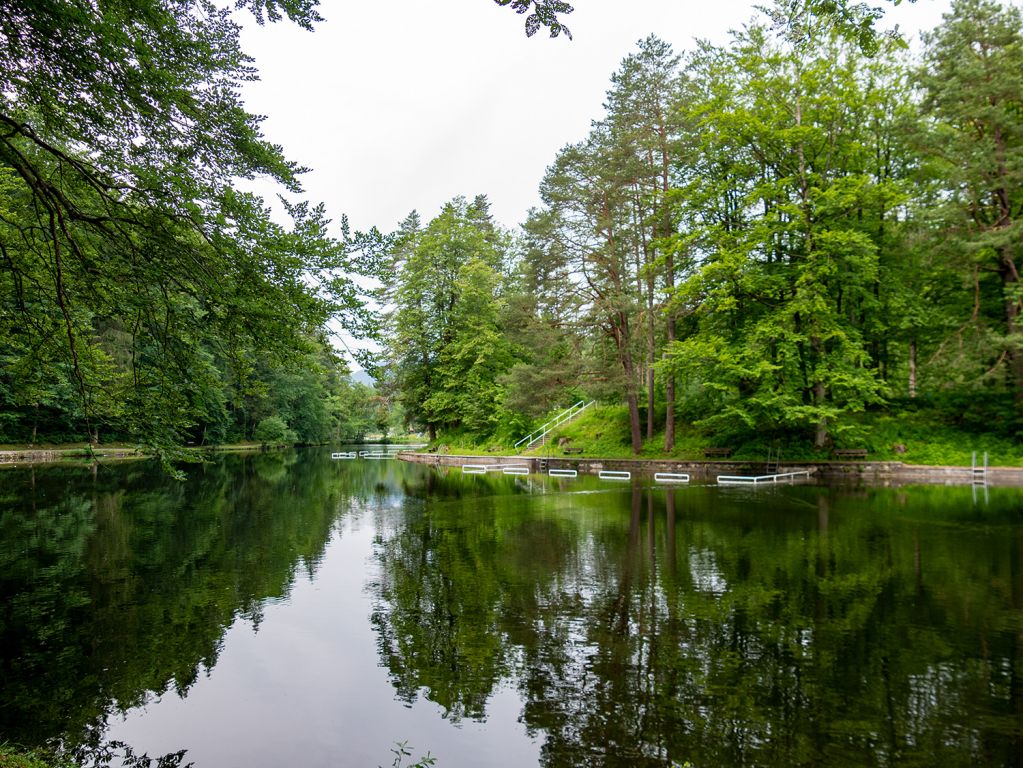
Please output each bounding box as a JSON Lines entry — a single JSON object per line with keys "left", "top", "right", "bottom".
{"left": 548, "top": 469, "right": 578, "bottom": 478}
{"left": 462, "top": 464, "right": 488, "bottom": 474}
{"left": 598, "top": 470, "right": 631, "bottom": 481}
{"left": 330, "top": 452, "right": 357, "bottom": 460}
{"left": 717, "top": 470, "right": 813, "bottom": 485}
{"left": 501, "top": 466, "right": 530, "bottom": 475}
{"left": 655, "top": 472, "right": 690, "bottom": 484}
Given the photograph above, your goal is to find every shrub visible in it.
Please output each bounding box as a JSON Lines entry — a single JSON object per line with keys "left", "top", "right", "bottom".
{"left": 253, "top": 415, "right": 297, "bottom": 445}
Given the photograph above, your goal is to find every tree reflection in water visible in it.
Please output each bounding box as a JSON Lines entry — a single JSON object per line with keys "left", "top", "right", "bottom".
{"left": 371, "top": 477, "right": 1023, "bottom": 767}
{"left": 0, "top": 452, "right": 396, "bottom": 762}
{"left": 2, "top": 457, "right": 1022, "bottom": 767}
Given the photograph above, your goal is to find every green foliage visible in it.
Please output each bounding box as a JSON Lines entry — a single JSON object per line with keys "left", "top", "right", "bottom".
{"left": 253, "top": 415, "right": 297, "bottom": 446}
{"left": 381, "top": 196, "right": 516, "bottom": 441}
{"left": 0, "top": 743, "right": 73, "bottom": 768}
{"left": 0, "top": 0, "right": 372, "bottom": 455}
{"left": 915, "top": 0, "right": 1023, "bottom": 421}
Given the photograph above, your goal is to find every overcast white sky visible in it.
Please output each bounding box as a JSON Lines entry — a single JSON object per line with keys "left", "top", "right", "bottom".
{"left": 238, "top": 0, "right": 954, "bottom": 237}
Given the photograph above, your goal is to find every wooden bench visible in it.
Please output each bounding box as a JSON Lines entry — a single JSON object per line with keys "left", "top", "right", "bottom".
{"left": 563, "top": 448, "right": 584, "bottom": 455}
{"left": 703, "top": 447, "right": 733, "bottom": 458}
{"left": 832, "top": 448, "right": 869, "bottom": 459}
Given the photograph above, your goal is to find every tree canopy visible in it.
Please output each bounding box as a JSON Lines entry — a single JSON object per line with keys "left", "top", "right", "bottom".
{"left": 376, "top": 0, "right": 1021, "bottom": 456}
{"left": 0, "top": 0, "right": 368, "bottom": 449}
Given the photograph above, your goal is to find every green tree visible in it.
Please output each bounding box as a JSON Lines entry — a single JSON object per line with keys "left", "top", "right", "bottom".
{"left": 0, "top": 0, "right": 369, "bottom": 452}
{"left": 664, "top": 21, "right": 901, "bottom": 447}
{"left": 917, "top": 0, "right": 1023, "bottom": 417}
{"left": 603, "top": 35, "right": 692, "bottom": 446}
{"left": 383, "top": 196, "right": 512, "bottom": 440}
{"left": 253, "top": 415, "right": 297, "bottom": 445}
{"left": 533, "top": 125, "right": 649, "bottom": 453}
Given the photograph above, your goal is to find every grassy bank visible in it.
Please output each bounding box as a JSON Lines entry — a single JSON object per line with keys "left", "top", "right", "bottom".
{"left": 426, "top": 404, "right": 1023, "bottom": 467}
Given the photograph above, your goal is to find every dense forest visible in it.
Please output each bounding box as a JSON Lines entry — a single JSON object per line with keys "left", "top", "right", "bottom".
{"left": 378, "top": 0, "right": 1022, "bottom": 455}
{"left": 1, "top": 0, "right": 1021, "bottom": 458}
{"left": 0, "top": 0, "right": 394, "bottom": 451}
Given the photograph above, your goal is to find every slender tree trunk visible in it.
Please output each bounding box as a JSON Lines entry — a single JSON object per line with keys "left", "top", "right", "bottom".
{"left": 619, "top": 323, "right": 644, "bottom": 454}
{"left": 646, "top": 368, "right": 655, "bottom": 439}
{"left": 812, "top": 334, "right": 828, "bottom": 449}
{"left": 814, "top": 375, "right": 828, "bottom": 448}
{"left": 1001, "top": 251, "right": 1023, "bottom": 408}
{"left": 637, "top": 187, "right": 656, "bottom": 442}
{"left": 661, "top": 144, "right": 676, "bottom": 451}
{"left": 624, "top": 377, "right": 644, "bottom": 454}
{"left": 909, "top": 339, "right": 917, "bottom": 398}
{"left": 664, "top": 249, "right": 676, "bottom": 452}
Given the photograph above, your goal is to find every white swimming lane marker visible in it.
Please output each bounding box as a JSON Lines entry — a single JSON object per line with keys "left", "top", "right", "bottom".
{"left": 717, "top": 470, "right": 812, "bottom": 485}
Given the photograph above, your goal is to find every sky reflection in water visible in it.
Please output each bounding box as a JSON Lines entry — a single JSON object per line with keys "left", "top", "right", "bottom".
{"left": 1, "top": 451, "right": 1021, "bottom": 767}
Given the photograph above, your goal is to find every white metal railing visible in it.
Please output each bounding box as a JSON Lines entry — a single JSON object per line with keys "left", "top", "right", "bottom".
{"left": 514, "top": 400, "right": 595, "bottom": 451}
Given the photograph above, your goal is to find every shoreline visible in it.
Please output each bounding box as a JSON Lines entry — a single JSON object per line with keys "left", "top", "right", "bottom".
{"left": 0, "top": 440, "right": 426, "bottom": 469}
{"left": 396, "top": 451, "right": 1023, "bottom": 488}
{"left": 0, "top": 444, "right": 268, "bottom": 469}
{"left": 4, "top": 446, "right": 1021, "bottom": 487}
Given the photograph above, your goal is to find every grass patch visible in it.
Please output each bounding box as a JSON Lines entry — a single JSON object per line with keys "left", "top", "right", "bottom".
{"left": 0, "top": 744, "right": 74, "bottom": 768}
{"left": 511, "top": 403, "right": 1023, "bottom": 466}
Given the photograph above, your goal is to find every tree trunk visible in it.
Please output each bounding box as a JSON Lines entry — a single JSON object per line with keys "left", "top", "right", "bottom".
{"left": 664, "top": 365, "right": 675, "bottom": 451}
{"left": 646, "top": 367, "right": 655, "bottom": 440}
{"left": 1001, "top": 252, "right": 1023, "bottom": 408}
{"left": 662, "top": 154, "right": 676, "bottom": 452}
{"left": 814, "top": 377, "right": 828, "bottom": 448}
{"left": 428, "top": 424, "right": 436, "bottom": 442}
{"left": 620, "top": 339, "right": 644, "bottom": 454}
{"left": 908, "top": 339, "right": 917, "bottom": 398}
{"left": 811, "top": 333, "right": 828, "bottom": 448}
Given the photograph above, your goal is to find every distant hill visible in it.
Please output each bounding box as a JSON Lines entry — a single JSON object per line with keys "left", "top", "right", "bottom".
{"left": 350, "top": 369, "right": 375, "bottom": 387}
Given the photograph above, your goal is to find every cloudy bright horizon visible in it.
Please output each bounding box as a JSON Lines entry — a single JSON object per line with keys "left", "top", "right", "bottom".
{"left": 238, "top": 0, "right": 955, "bottom": 237}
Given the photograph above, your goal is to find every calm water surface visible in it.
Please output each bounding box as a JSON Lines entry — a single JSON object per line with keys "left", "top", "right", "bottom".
{"left": 1, "top": 450, "right": 1022, "bottom": 767}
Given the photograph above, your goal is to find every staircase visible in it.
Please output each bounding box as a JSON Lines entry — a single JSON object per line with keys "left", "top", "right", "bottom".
{"left": 514, "top": 401, "right": 595, "bottom": 453}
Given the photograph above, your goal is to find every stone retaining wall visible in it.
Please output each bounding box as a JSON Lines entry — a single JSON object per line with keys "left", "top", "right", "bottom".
{"left": 396, "top": 452, "right": 1023, "bottom": 487}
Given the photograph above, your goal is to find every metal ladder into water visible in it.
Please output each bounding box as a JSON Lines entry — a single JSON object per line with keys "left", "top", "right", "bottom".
{"left": 971, "top": 451, "right": 988, "bottom": 485}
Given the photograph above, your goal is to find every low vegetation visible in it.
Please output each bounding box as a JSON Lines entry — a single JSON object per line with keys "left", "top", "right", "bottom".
{"left": 426, "top": 401, "right": 1023, "bottom": 466}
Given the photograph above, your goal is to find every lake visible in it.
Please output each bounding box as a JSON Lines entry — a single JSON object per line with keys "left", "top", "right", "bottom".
{"left": 1, "top": 450, "right": 1021, "bottom": 767}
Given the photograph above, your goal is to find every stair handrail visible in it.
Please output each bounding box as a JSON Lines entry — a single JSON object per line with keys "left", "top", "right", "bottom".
{"left": 514, "top": 400, "right": 594, "bottom": 451}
